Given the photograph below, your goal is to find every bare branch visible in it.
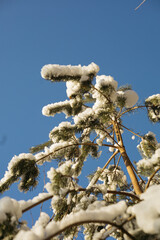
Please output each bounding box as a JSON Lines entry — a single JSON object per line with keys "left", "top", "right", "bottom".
{"left": 135, "top": 0, "right": 147, "bottom": 11}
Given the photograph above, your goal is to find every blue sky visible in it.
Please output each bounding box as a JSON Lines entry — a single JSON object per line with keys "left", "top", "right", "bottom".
{"left": 0, "top": 0, "right": 160, "bottom": 236}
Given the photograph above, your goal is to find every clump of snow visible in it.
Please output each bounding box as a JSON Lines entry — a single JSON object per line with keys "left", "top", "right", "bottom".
{"left": 42, "top": 100, "right": 71, "bottom": 117}
{"left": 145, "top": 94, "right": 160, "bottom": 122}
{"left": 146, "top": 94, "right": 160, "bottom": 102}
{"left": 0, "top": 197, "right": 22, "bottom": 223}
{"left": 0, "top": 153, "right": 35, "bottom": 186}
{"left": 41, "top": 62, "right": 99, "bottom": 81}
{"left": 49, "top": 121, "right": 75, "bottom": 143}
{"left": 96, "top": 75, "right": 118, "bottom": 91}
{"left": 66, "top": 80, "right": 81, "bottom": 98}
{"left": 137, "top": 148, "right": 160, "bottom": 174}
{"left": 32, "top": 212, "right": 50, "bottom": 237}
{"left": 128, "top": 185, "right": 160, "bottom": 235}
{"left": 131, "top": 135, "right": 135, "bottom": 140}
{"left": 74, "top": 108, "right": 95, "bottom": 126}
{"left": 92, "top": 75, "right": 118, "bottom": 102}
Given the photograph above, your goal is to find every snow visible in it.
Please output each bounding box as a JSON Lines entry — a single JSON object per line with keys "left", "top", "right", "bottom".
{"left": 128, "top": 185, "right": 160, "bottom": 235}
{"left": 19, "top": 192, "right": 52, "bottom": 211}
{"left": 145, "top": 94, "right": 160, "bottom": 102}
{"left": 0, "top": 153, "right": 35, "bottom": 186}
{"left": 32, "top": 212, "right": 50, "bottom": 237}
{"left": 49, "top": 121, "right": 75, "bottom": 142}
{"left": 95, "top": 75, "right": 118, "bottom": 90}
{"left": 137, "top": 148, "right": 160, "bottom": 173}
{"left": 35, "top": 140, "right": 75, "bottom": 165}
{"left": 92, "top": 75, "right": 118, "bottom": 102}
{"left": 74, "top": 108, "right": 95, "bottom": 125}
{"left": 131, "top": 135, "right": 135, "bottom": 140}
{"left": 42, "top": 100, "right": 71, "bottom": 117}
{"left": 0, "top": 197, "right": 22, "bottom": 223}
{"left": 41, "top": 62, "right": 99, "bottom": 81}
{"left": 66, "top": 80, "right": 81, "bottom": 98}
{"left": 45, "top": 201, "right": 127, "bottom": 239}
{"left": 14, "top": 230, "right": 41, "bottom": 240}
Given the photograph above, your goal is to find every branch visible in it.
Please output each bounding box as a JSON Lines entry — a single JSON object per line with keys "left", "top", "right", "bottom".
{"left": 135, "top": 0, "right": 147, "bottom": 10}
{"left": 36, "top": 142, "right": 119, "bottom": 164}
{"left": 119, "top": 123, "right": 143, "bottom": 140}
{"left": 22, "top": 194, "right": 53, "bottom": 213}
{"left": 120, "top": 105, "right": 146, "bottom": 117}
{"left": 44, "top": 209, "right": 135, "bottom": 240}
{"left": 87, "top": 150, "right": 119, "bottom": 187}
{"left": 113, "top": 120, "right": 143, "bottom": 195}
{"left": 145, "top": 166, "right": 160, "bottom": 190}
{"left": 91, "top": 84, "right": 112, "bottom": 103}
{"left": 107, "top": 190, "right": 140, "bottom": 201}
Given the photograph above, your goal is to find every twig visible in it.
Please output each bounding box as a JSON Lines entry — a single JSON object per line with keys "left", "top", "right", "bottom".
{"left": 119, "top": 123, "right": 143, "bottom": 139}
{"left": 22, "top": 195, "right": 53, "bottom": 213}
{"left": 91, "top": 84, "right": 112, "bottom": 103}
{"left": 120, "top": 105, "right": 146, "bottom": 117}
{"left": 107, "top": 190, "right": 140, "bottom": 201}
{"left": 92, "top": 150, "right": 119, "bottom": 186}
{"left": 36, "top": 142, "right": 119, "bottom": 164}
{"left": 135, "top": 0, "right": 147, "bottom": 10}
{"left": 145, "top": 166, "right": 160, "bottom": 190}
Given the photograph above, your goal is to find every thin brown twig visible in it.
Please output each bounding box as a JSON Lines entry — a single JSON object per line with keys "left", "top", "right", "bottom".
{"left": 112, "top": 153, "right": 122, "bottom": 181}
{"left": 22, "top": 195, "right": 53, "bottom": 213}
{"left": 107, "top": 190, "right": 140, "bottom": 201}
{"left": 119, "top": 123, "right": 143, "bottom": 139}
{"left": 40, "top": 165, "right": 46, "bottom": 213}
{"left": 120, "top": 105, "right": 146, "bottom": 117}
{"left": 129, "top": 160, "right": 145, "bottom": 184}
{"left": 145, "top": 166, "right": 160, "bottom": 190}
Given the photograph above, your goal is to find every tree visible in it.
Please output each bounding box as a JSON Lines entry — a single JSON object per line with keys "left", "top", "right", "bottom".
{"left": 0, "top": 62, "right": 160, "bottom": 240}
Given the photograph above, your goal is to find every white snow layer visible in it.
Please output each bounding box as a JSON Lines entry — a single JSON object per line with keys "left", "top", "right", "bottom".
{"left": 128, "top": 185, "right": 160, "bottom": 235}
{"left": 145, "top": 94, "right": 160, "bottom": 102}
{"left": 13, "top": 201, "right": 127, "bottom": 240}
{"left": 45, "top": 201, "right": 127, "bottom": 239}
{"left": 19, "top": 192, "right": 52, "bottom": 212}
{"left": 41, "top": 62, "right": 99, "bottom": 80}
